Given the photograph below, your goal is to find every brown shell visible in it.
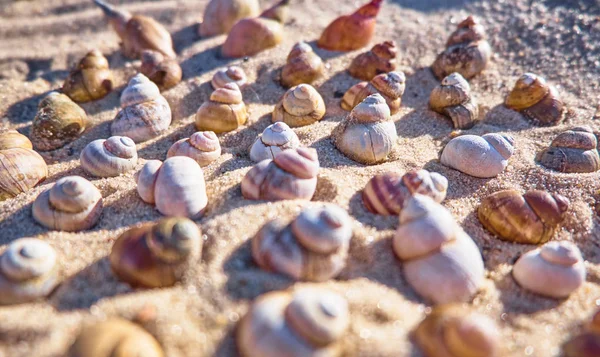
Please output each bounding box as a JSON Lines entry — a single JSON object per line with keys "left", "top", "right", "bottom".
{"left": 341, "top": 82, "right": 368, "bottom": 111}
{"left": 429, "top": 73, "right": 479, "bottom": 129}
{"left": 62, "top": 49, "right": 114, "bottom": 103}
{"left": 348, "top": 71, "right": 406, "bottom": 115}
{"left": 140, "top": 50, "right": 182, "bottom": 91}
{"left": 432, "top": 40, "right": 491, "bottom": 80}
{"left": 31, "top": 92, "right": 87, "bottom": 151}
{"left": 506, "top": 74, "right": 564, "bottom": 126}
{"left": 272, "top": 84, "right": 326, "bottom": 127}
{"left": 281, "top": 42, "right": 324, "bottom": 88}
{"left": 0, "top": 148, "right": 47, "bottom": 201}
{"left": 348, "top": 41, "right": 397, "bottom": 81}
{"left": 199, "top": 0, "right": 260, "bottom": 37}
{"left": 538, "top": 126, "right": 600, "bottom": 173}
{"left": 195, "top": 83, "right": 248, "bottom": 133}
{"left": 0, "top": 130, "right": 32, "bottom": 150}
{"left": 446, "top": 16, "right": 487, "bottom": 46}
{"left": 564, "top": 333, "right": 600, "bottom": 357}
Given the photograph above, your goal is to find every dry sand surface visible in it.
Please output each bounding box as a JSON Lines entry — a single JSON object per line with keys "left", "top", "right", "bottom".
{"left": 1, "top": 0, "right": 600, "bottom": 356}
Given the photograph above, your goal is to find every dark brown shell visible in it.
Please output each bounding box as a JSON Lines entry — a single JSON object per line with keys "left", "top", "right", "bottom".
{"left": 538, "top": 127, "right": 600, "bottom": 173}
{"left": 348, "top": 41, "right": 397, "bottom": 81}
{"left": 140, "top": 50, "right": 182, "bottom": 91}
{"left": 521, "top": 85, "right": 564, "bottom": 125}
{"left": 31, "top": 92, "right": 87, "bottom": 151}
{"left": 62, "top": 50, "right": 114, "bottom": 103}
{"left": 429, "top": 73, "right": 479, "bottom": 129}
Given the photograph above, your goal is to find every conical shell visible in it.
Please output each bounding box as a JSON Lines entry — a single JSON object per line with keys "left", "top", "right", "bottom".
{"left": 167, "top": 131, "right": 221, "bottom": 167}
{"left": 340, "top": 82, "right": 368, "bottom": 111}
{"left": 446, "top": 16, "right": 487, "bottom": 46}
{"left": 429, "top": 72, "right": 479, "bottom": 129}
{"left": 0, "top": 130, "right": 32, "bottom": 150}
{"left": 347, "top": 71, "right": 406, "bottom": 115}
{"left": 0, "top": 148, "right": 48, "bottom": 201}
{"left": 281, "top": 42, "right": 324, "bottom": 88}
{"left": 505, "top": 73, "right": 564, "bottom": 126}
{"left": 272, "top": 84, "right": 326, "bottom": 127}
{"left": 538, "top": 126, "right": 600, "bottom": 173}
{"left": 140, "top": 50, "right": 182, "bottom": 91}
{"left": 62, "top": 49, "right": 114, "bottom": 103}
{"left": 80, "top": 136, "right": 138, "bottom": 177}
{"left": 211, "top": 66, "right": 248, "bottom": 90}
{"left": 199, "top": 0, "right": 260, "bottom": 37}
{"left": 195, "top": 83, "right": 248, "bottom": 134}
{"left": 348, "top": 40, "right": 397, "bottom": 81}
{"left": 31, "top": 92, "right": 87, "bottom": 151}
{"left": 249, "top": 122, "right": 300, "bottom": 162}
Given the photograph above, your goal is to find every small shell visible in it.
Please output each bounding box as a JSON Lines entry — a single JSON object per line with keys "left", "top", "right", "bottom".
{"left": 110, "top": 217, "right": 202, "bottom": 288}
{"left": 242, "top": 147, "right": 319, "bottom": 201}
{"left": 140, "top": 50, "right": 182, "bottom": 91}
{"left": 332, "top": 93, "right": 398, "bottom": 165}
{"left": 440, "top": 133, "right": 514, "bottom": 178}
{"left": 348, "top": 41, "right": 398, "bottom": 81}
{"left": 249, "top": 122, "right": 300, "bottom": 162}
{"left": 317, "top": 0, "right": 383, "bottom": 52}
{"left": 62, "top": 49, "right": 114, "bottom": 103}
{"left": 362, "top": 170, "right": 448, "bottom": 215}
{"left": 80, "top": 136, "right": 138, "bottom": 177}
{"left": 0, "top": 148, "right": 48, "bottom": 201}
{"left": 342, "top": 71, "right": 406, "bottom": 115}
{"left": 211, "top": 66, "right": 248, "bottom": 90}
{"left": 281, "top": 42, "right": 324, "bottom": 88}
{"left": 478, "top": 189, "right": 569, "bottom": 244}
{"left": 538, "top": 126, "right": 600, "bottom": 173}
{"left": 195, "top": 83, "right": 248, "bottom": 134}
{"left": 237, "top": 289, "right": 349, "bottom": 357}
{"left": 0, "top": 130, "right": 32, "bottom": 150}
{"left": 413, "top": 304, "right": 502, "bottom": 357}
{"left": 272, "top": 84, "right": 326, "bottom": 127}
{"left": 32, "top": 176, "right": 103, "bottom": 232}
{"left": 429, "top": 72, "right": 479, "bottom": 129}
{"left": 505, "top": 73, "right": 564, "bottom": 126}
{"left": 111, "top": 74, "right": 172, "bottom": 143}
{"left": 199, "top": 0, "right": 260, "bottom": 37}
{"left": 31, "top": 91, "right": 87, "bottom": 151}
{"left": 68, "top": 318, "right": 164, "bottom": 357}
{"left": 340, "top": 82, "right": 368, "bottom": 111}
{"left": 0, "top": 238, "right": 59, "bottom": 305}
{"left": 512, "top": 241, "right": 585, "bottom": 298}
{"left": 252, "top": 204, "right": 352, "bottom": 281}
{"left": 393, "top": 195, "right": 485, "bottom": 304}
{"left": 135, "top": 156, "right": 208, "bottom": 218}
{"left": 167, "top": 131, "right": 221, "bottom": 167}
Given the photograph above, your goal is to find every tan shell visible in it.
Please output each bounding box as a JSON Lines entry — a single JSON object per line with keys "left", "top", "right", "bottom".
{"left": 0, "top": 130, "right": 32, "bottom": 150}
{"left": 80, "top": 136, "right": 138, "bottom": 177}
{"left": 140, "top": 50, "right": 182, "bottom": 91}
{"left": 272, "top": 84, "right": 326, "bottom": 127}
{"left": 199, "top": 0, "right": 260, "bottom": 37}
{"left": 211, "top": 66, "right": 248, "bottom": 90}
{"left": 342, "top": 71, "right": 406, "bottom": 115}
{"left": 0, "top": 148, "right": 48, "bottom": 201}
{"left": 195, "top": 83, "right": 248, "bottom": 134}
{"left": 538, "top": 126, "right": 600, "bottom": 173}
{"left": 167, "top": 131, "right": 222, "bottom": 167}
{"left": 505, "top": 73, "right": 565, "bottom": 125}
{"left": 429, "top": 72, "right": 479, "bottom": 129}
{"left": 249, "top": 122, "right": 300, "bottom": 162}
{"left": 340, "top": 82, "right": 368, "bottom": 111}
{"left": 281, "top": 42, "right": 324, "bottom": 88}
{"left": 62, "top": 49, "right": 114, "bottom": 103}
{"left": 348, "top": 41, "right": 397, "bottom": 81}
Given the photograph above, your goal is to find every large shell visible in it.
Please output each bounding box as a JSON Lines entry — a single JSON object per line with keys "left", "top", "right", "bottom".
{"left": 32, "top": 176, "right": 103, "bottom": 232}
{"left": 167, "top": 131, "right": 221, "bottom": 167}
{"left": 252, "top": 204, "right": 352, "bottom": 281}
{"left": 0, "top": 130, "right": 32, "bottom": 150}
{"left": 211, "top": 66, "right": 248, "bottom": 90}
{"left": 348, "top": 41, "right": 397, "bottom": 81}
{"left": 344, "top": 71, "right": 406, "bottom": 115}
{"left": 31, "top": 91, "right": 87, "bottom": 151}
{"left": 199, "top": 0, "right": 260, "bottom": 37}
{"left": 80, "top": 136, "right": 138, "bottom": 177}
{"left": 111, "top": 74, "right": 172, "bottom": 143}
{"left": 195, "top": 83, "right": 248, "bottom": 134}
{"left": 249, "top": 122, "right": 300, "bottom": 162}
{"left": 281, "top": 42, "right": 324, "bottom": 88}
{"left": 538, "top": 126, "right": 600, "bottom": 173}
{"left": 140, "top": 50, "right": 182, "bottom": 91}
{"left": 0, "top": 148, "right": 48, "bottom": 201}
{"left": 272, "top": 84, "right": 326, "bottom": 127}
{"left": 332, "top": 93, "right": 397, "bottom": 165}
{"left": 393, "top": 195, "right": 484, "bottom": 304}
{"left": 62, "top": 49, "right": 114, "bottom": 103}
{"left": 0, "top": 238, "right": 59, "bottom": 305}
{"left": 429, "top": 72, "right": 479, "bottom": 129}
{"left": 478, "top": 189, "right": 569, "bottom": 244}
{"left": 505, "top": 73, "right": 564, "bottom": 126}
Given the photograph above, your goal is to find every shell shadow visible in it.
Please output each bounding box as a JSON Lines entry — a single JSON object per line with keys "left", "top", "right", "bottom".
{"left": 169, "top": 80, "right": 212, "bottom": 121}
{"left": 401, "top": 67, "right": 439, "bottom": 110}
{"left": 45, "top": 165, "right": 87, "bottom": 183}
{"left": 306, "top": 40, "right": 348, "bottom": 61}
{"left": 241, "top": 61, "right": 286, "bottom": 105}
{"left": 203, "top": 184, "right": 262, "bottom": 219}
{"left": 219, "top": 113, "right": 272, "bottom": 154}
{"left": 0, "top": 201, "right": 41, "bottom": 244}
{"left": 2, "top": 91, "right": 49, "bottom": 124}
{"left": 97, "top": 189, "right": 160, "bottom": 231}
{"left": 136, "top": 122, "right": 197, "bottom": 161}
{"left": 481, "top": 104, "right": 534, "bottom": 132}
{"left": 348, "top": 191, "right": 398, "bottom": 231}
{"left": 214, "top": 324, "right": 239, "bottom": 357}
{"left": 396, "top": 108, "right": 453, "bottom": 139}
{"left": 180, "top": 44, "right": 233, "bottom": 80}
{"left": 496, "top": 272, "right": 563, "bottom": 314}
{"left": 172, "top": 23, "right": 200, "bottom": 54}
{"left": 316, "top": 70, "right": 360, "bottom": 114}
{"left": 312, "top": 175, "right": 339, "bottom": 202}
{"left": 308, "top": 136, "right": 364, "bottom": 169}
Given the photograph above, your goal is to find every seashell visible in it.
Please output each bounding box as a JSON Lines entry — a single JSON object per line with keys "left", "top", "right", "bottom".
{"left": 440, "top": 133, "right": 514, "bottom": 178}
{"left": 413, "top": 304, "right": 502, "bottom": 357}
{"left": 111, "top": 74, "right": 172, "bottom": 143}
{"left": 32, "top": 176, "right": 103, "bottom": 232}
{"left": 80, "top": 136, "right": 138, "bottom": 177}
{"left": 252, "top": 204, "right": 352, "bottom": 281}
{"left": 0, "top": 130, "right": 32, "bottom": 150}
{"left": 0, "top": 238, "right": 59, "bottom": 305}
{"left": 140, "top": 50, "right": 182, "bottom": 91}
{"left": 348, "top": 41, "right": 397, "bottom": 81}
{"left": 199, "top": 0, "right": 260, "bottom": 37}
{"left": 478, "top": 189, "right": 569, "bottom": 244}
{"left": 340, "top": 82, "right": 368, "bottom": 111}
{"left": 513, "top": 241, "right": 585, "bottom": 298}
{"left": 221, "top": 0, "right": 290, "bottom": 58}
{"left": 110, "top": 217, "right": 202, "bottom": 288}
{"left": 429, "top": 72, "right": 479, "bottom": 129}
{"left": 341, "top": 71, "right": 406, "bottom": 115}
{"left": 362, "top": 169, "right": 448, "bottom": 215}
{"left": 432, "top": 16, "right": 492, "bottom": 80}
{"left": 505, "top": 73, "right": 564, "bottom": 126}
{"left": 167, "top": 131, "right": 221, "bottom": 167}
{"left": 135, "top": 156, "right": 207, "bottom": 218}
{"left": 281, "top": 42, "right": 324, "bottom": 88}
{"left": 0, "top": 148, "right": 47, "bottom": 201}
{"left": 68, "top": 318, "right": 164, "bottom": 357}
{"left": 393, "top": 195, "right": 485, "bottom": 304}
{"left": 62, "top": 49, "right": 114, "bottom": 103}
{"left": 538, "top": 126, "right": 600, "bottom": 173}
{"left": 564, "top": 311, "right": 600, "bottom": 357}
{"left": 242, "top": 147, "right": 319, "bottom": 201}
{"left": 249, "top": 122, "right": 300, "bottom": 162}
{"left": 237, "top": 288, "right": 349, "bottom": 357}
{"left": 195, "top": 83, "right": 248, "bottom": 134}
{"left": 272, "top": 84, "right": 326, "bottom": 127}
{"left": 332, "top": 93, "right": 397, "bottom": 165}
{"left": 211, "top": 66, "right": 248, "bottom": 90}
{"left": 317, "top": 0, "right": 383, "bottom": 52}
{"left": 31, "top": 91, "right": 87, "bottom": 151}
{"left": 93, "top": 0, "right": 175, "bottom": 59}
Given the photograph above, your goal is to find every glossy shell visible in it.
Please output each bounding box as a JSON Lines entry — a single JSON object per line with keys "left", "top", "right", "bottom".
{"left": 0, "top": 148, "right": 48, "bottom": 201}
{"left": 505, "top": 73, "right": 564, "bottom": 126}
{"left": 62, "top": 49, "right": 114, "bottom": 103}
{"left": 0, "top": 130, "right": 32, "bottom": 150}
{"left": 211, "top": 66, "right": 248, "bottom": 90}
{"left": 195, "top": 83, "right": 248, "bottom": 134}
{"left": 272, "top": 84, "right": 326, "bottom": 127}
{"left": 281, "top": 42, "right": 324, "bottom": 88}
{"left": 80, "top": 136, "right": 138, "bottom": 177}
{"left": 429, "top": 72, "right": 479, "bottom": 129}
{"left": 249, "top": 122, "right": 300, "bottom": 162}
{"left": 348, "top": 40, "right": 397, "bottom": 81}
{"left": 199, "top": 0, "right": 260, "bottom": 37}
{"left": 538, "top": 126, "right": 600, "bottom": 173}
{"left": 140, "top": 50, "right": 182, "bottom": 91}
{"left": 343, "top": 71, "right": 406, "bottom": 115}
{"left": 167, "top": 131, "right": 221, "bottom": 167}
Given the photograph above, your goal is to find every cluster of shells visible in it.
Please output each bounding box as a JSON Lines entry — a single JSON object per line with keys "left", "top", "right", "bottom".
{"left": 0, "top": 0, "right": 596, "bottom": 356}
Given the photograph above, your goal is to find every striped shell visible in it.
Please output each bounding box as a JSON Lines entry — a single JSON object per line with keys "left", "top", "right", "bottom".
{"left": 250, "top": 122, "right": 300, "bottom": 162}
{"left": 0, "top": 130, "right": 32, "bottom": 150}
{"left": 429, "top": 72, "right": 479, "bottom": 129}
{"left": 167, "top": 131, "right": 221, "bottom": 167}
{"left": 281, "top": 42, "right": 324, "bottom": 88}
{"left": 342, "top": 71, "right": 406, "bottom": 115}
{"left": 195, "top": 83, "right": 248, "bottom": 134}
{"left": 505, "top": 73, "right": 564, "bottom": 126}
{"left": 0, "top": 148, "right": 48, "bottom": 201}
{"left": 211, "top": 66, "right": 248, "bottom": 90}
{"left": 272, "top": 84, "right": 326, "bottom": 127}
{"left": 80, "top": 136, "right": 138, "bottom": 177}
{"left": 538, "top": 126, "right": 600, "bottom": 173}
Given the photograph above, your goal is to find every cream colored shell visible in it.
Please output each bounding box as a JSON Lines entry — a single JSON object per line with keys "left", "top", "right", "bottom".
{"left": 211, "top": 66, "right": 248, "bottom": 90}
{"left": 272, "top": 84, "right": 326, "bottom": 127}
{"left": 167, "top": 131, "right": 221, "bottom": 167}
{"left": 80, "top": 136, "right": 138, "bottom": 177}
{"left": 249, "top": 122, "right": 300, "bottom": 162}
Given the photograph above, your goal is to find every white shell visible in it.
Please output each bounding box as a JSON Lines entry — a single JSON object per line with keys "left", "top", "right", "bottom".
{"left": 249, "top": 122, "right": 300, "bottom": 162}
{"left": 80, "top": 136, "right": 138, "bottom": 177}
{"left": 167, "top": 131, "right": 221, "bottom": 167}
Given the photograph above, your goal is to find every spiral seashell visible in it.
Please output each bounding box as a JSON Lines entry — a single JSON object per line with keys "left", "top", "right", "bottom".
{"left": 211, "top": 66, "right": 248, "bottom": 90}
{"left": 62, "top": 49, "right": 114, "bottom": 103}
{"left": 317, "top": 0, "right": 383, "bottom": 52}
{"left": 0, "top": 147, "right": 48, "bottom": 201}
{"left": 538, "top": 126, "right": 600, "bottom": 173}
{"left": 80, "top": 136, "right": 138, "bottom": 177}
{"left": 393, "top": 195, "right": 485, "bottom": 304}
{"left": 31, "top": 91, "right": 87, "bottom": 151}
{"left": 429, "top": 72, "right": 479, "bottom": 129}
{"left": 340, "top": 82, "right": 368, "bottom": 111}
{"left": 237, "top": 288, "right": 349, "bottom": 357}
{"left": 505, "top": 73, "right": 564, "bottom": 126}
{"left": 342, "top": 71, "right": 406, "bottom": 115}
{"left": 348, "top": 41, "right": 397, "bottom": 81}
{"left": 478, "top": 189, "right": 569, "bottom": 244}
{"left": 195, "top": 83, "right": 248, "bottom": 134}
{"left": 440, "top": 133, "right": 514, "bottom": 178}
{"left": 135, "top": 156, "right": 207, "bottom": 218}
{"left": 332, "top": 93, "right": 398, "bottom": 165}
{"left": 140, "top": 50, "right": 182, "bottom": 91}
{"left": 0, "top": 238, "right": 59, "bottom": 305}
{"left": 111, "top": 74, "right": 172, "bottom": 143}
{"left": 199, "top": 0, "right": 260, "bottom": 37}
{"left": 242, "top": 147, "right": 319, "bottom": 201}
{"left": 272, "top": 84, "right": 326, "bottom": 127}
{"left": 413, "top": 304, "right": 502, "bottom": 357}
{"left": 221, "top": 0, "right": 289, "bottom": 58}
{"left": 564, "top": 312, "right": 600, "bottom": 357}
{"left": 93, "top": 0, "right": 175, "bottom": 59}
{"left": 512, "top": 241, "right": 585, "bottom": 298}
{"left": 281, "top": 42, "right": 324, "bottom": 88}
{"left": 167, "top": 131, "right": 221, "bottom": 167}
{"left": 68, "top": 318, "right": 164, "bottom": 357}
{"left": 110, "top": 217, "right": 202, "bottom": 288}
{"left": 432, "top": 16, "right": 492, "bottom": 80}
{"left": 0, "top": 130, "right": 32, "bottom": 150}
{"left": 252, "top": 204, "right": 352, "bottom": 281}
{"left": 250, "top": 122, "right": 300, "bottom": 162}
{"left": 362, "top": 170, "right": 448, "bottom": 215}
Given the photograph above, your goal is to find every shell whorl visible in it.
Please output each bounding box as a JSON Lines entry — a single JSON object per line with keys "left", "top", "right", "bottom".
{"left": 0, "top": 148, "right": 48, "bottom": 200}
{"left": 0, "top": 130, "right": 32, "bottom": 150}
{"left": 80, "top": 136, "right": 138, "bottom": 177}
{"left": 211, "top": 66, "right": 248, "bottom": 90}
{"left": 350, "top": 93, "right": 391, "bottom": 123}
{"left": 167, "top": 132, "right": 221, "bottom": 167}
{"left": 446, "top": 15, "right": 487, "bottom": 46}
{"left": 49, "top": 176, "right": 99, "bottom": 213}
{"left": 505, "top": 73, "right": 549, "bottom": 111}
{"left": 210, "top": 83, "right": 243, "bottom": 104}
{"left": 538, "top": 126, "right": 600, "bottom": 173}
{"left": 249, "top": 122, "right": 300, "bottom": 162}
{"left": 147, "top": 217, "right": 201, "bottom": 263}
{"left": 291, "top": 205, "right": 352, "bottom": 254}
{"left": 430, "top": 72, "right": 471, "bottom": 109}
{"left": 282, "top": 84, "right": 324, "bottom": 116}
{"left": 371, "top": 71, "right": 406, "bottom": 99}
{"left": 483, "top": 134, "right": 515, "bottom": 160}
{"left": 273, "top": 147, "right": 320, "bottom": 179}
{"left": 287, "top": 41, "right": 315, "bottom": 61}
{"left": 120, "top": 73, "right": 162, "bottom": 107}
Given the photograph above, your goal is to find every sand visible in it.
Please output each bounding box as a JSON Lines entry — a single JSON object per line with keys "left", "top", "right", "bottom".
{"left": 1, "top": 0, "right": 600, "bottom": 356}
